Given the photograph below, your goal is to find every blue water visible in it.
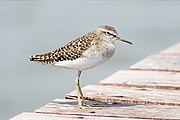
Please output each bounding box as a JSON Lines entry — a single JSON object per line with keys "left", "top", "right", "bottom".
{"left": 0, "top": 1, "right": 180, "bottom": 119}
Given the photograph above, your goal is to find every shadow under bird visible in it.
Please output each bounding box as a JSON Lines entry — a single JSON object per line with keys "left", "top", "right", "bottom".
{"left": 29, "top": 25, "right": 132, "bottom": 108}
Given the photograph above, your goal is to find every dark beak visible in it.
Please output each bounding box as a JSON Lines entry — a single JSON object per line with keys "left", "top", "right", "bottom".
{"left": 117, "top": 36, "right": 133, "bottom": 45}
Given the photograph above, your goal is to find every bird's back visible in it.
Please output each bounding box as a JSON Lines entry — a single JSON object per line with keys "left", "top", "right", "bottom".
{"left": 29, "top": 32, "right": 98, "bottom": 64}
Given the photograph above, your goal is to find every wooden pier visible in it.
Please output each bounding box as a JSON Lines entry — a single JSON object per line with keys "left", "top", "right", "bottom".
{"left": 11, "top": 42, "right": 180, "bottom": 120}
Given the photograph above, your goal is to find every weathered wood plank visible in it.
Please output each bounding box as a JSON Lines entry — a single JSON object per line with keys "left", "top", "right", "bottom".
{"left": 160, "top": 42, "right": 180, "bottom": 54}
{"left": 99, "top": 70, "right": 180, "bottom": 90}
{"left": 130, "top": 54, "right": 180, "bottom": 72}
{"left": 10, "top": 112, "right": 127, "bottom": 120}
{"left": 11, "top": 43, "right": 180, "bottom": 120}
{"left": 66, "top": 85, "right": 180, "bottom": 106}
{"left": 34, "top": 99, "right": 180, "bottom": 120}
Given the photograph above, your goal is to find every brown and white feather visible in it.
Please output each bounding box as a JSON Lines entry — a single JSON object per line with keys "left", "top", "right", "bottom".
{"left": 29, "top": 32, "right": 99, "bottom": 64}
{"left": 29, "top": 25, "right": 124, "bottom": 70}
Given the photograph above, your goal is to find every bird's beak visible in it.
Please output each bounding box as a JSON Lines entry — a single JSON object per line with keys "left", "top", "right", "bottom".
{"left": 116, "top": 36, "right": 133, "bottom": 45}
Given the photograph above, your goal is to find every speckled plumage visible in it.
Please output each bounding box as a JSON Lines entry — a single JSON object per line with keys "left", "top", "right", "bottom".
{"left": 29, "top": 25, "right": 132, "bottom": 108}
{"left": 30, "top": 31, "right": 98, "bottom": 64}
{"left": 29, "top": 25, "right": 122, "bottom": 71}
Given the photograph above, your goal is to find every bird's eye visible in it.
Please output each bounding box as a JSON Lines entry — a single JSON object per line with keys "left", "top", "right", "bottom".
{"left": 107, "top": 32, "right": 116, "bottom": 37}
{"left": 107, "top": 32, "right": 110, "bottom": 35}
{"left": 102, "top": 31, "right": 116, "bottom": 37}
{"left": 102, "top": 31, "right": 106, "bottom": 34}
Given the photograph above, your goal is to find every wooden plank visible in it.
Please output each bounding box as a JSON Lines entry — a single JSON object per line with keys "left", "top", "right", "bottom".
{"left": 130, "top": 54, "right": 180, "bottom": 72}
{"left": 160, "top": 42, "right": 180, "bottom": 54}
{"left": 99, "top": 70, "right": 180, "bottom": 90}
{"left": 10, "top": 112, "right": 127, "bottom": 120}
{"left": 11, "top": 43, "right": 180, "bottom": 120}
{"left": 66, "top": 85, "right": 180, "bottom": 106}
{"left": 34, "top": 99, "right": 180, "bottom": 120}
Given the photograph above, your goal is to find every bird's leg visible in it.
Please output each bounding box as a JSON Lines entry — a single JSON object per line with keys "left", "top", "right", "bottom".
{"left": 75, "top": 71, "right": 85, "bottom": 108}
{"left": 75, "top": 71, "right": 98, "bottom": 109}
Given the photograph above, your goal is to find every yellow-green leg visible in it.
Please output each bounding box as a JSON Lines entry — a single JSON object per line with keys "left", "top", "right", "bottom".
{"left": 75, "top": 71, "right": 85, "bottom": 108}
{"left": 75, "top": 71, "right": 99, "bottom": 109}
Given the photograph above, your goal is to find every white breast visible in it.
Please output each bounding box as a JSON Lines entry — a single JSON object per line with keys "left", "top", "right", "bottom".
{"left": 53, "top": 41, "right": 115, "bottom": 71}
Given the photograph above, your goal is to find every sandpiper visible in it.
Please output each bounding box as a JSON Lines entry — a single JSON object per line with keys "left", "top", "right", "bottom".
{"left": 29, "top": 25, "right": 132, "bottom": 108}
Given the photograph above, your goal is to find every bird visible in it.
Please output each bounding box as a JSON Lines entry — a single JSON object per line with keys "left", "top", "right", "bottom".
{"left": 29, "top": 25, "right": 132, "bottom": 108}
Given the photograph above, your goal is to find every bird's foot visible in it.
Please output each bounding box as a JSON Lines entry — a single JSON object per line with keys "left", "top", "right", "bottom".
{"left": 78, "top": 101, "right": 101, "bottom": 109}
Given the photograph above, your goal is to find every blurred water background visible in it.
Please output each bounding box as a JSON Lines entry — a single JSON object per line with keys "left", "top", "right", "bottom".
{"left": 0, "top": 1, "right": 180, "bottom": 119}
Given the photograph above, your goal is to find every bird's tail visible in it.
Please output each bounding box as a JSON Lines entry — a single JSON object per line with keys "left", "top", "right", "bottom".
{"left": 29, "top": 53, "right": 55, "bottom": 64}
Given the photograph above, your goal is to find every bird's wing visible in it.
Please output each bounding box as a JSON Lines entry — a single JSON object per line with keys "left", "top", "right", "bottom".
{"left": 29, "top": 32, "right": 97, "bottom": 64}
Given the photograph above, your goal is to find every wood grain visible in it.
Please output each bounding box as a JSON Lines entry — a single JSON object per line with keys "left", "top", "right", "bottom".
{"left": 99, "top": 70, "right": 180, "bottom": 90}
{"left": 10, "top": 112, "right": 127, "bottom": 120}
{"left": 66, "top": 85, "right": 180, "bottom": 106}
{"left": 34, "top": 99, "right": 180, "bottom": 120}
{"left": 10, "top": 43, "right": 180, "bottom": 119}
{"left": 130, "top": 54, "right": 180, "bottom": 72}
